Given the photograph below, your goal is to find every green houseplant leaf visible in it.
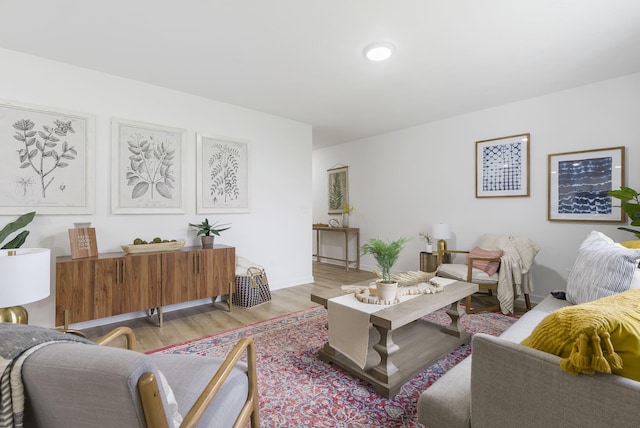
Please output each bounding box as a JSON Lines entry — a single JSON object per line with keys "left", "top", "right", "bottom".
{"left": 0, "top": 211, "right": 36, "bottom": 249}
{"left": 608, "top": 186, "right": 640, "bottom": 239}
{"left": 189, "top": 218, "right": 231, "bottom": 236}
{"left": 361, "top": 236, "right": 412, "bottom": 283}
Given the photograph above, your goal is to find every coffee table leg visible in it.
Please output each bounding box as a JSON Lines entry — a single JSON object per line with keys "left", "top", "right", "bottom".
{"left": 443, "top": 300, "right": 469, "bottom": 339}
{"left": 371, "top": 325, "right": 401, "bottom": 385}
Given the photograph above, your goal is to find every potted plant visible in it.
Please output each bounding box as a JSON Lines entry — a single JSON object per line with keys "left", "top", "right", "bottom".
{"left": 419, "top": 232, "right": 433, "bottom": 253}
{"left": 608, "top": 186, "right": 640, "bottom": 239}
{"left": 361, "top": 236, "right": 411, "bottom": 302}
{"left": 342, "top": 204, "right": 355, "bottom": 228}
{"left": 189, "top": 218, "right": 231, "bottom": 248}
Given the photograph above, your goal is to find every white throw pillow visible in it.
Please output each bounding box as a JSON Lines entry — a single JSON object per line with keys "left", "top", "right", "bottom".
{"left": 157, "top": 370, "right": 183, "bottom": 427}
{"left": 566, "top": 231, "right": 640, "bottom": 304}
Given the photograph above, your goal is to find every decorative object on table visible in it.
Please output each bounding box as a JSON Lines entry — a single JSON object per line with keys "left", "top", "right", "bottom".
{"left": 0, "top": 100, "right": 95, "bottom": 215}
{"left": 608, "top": 185, "right": 640, "bottom": 238}
{"left": 0, "top": 211, "right": 35, "bottom": 249}
{"left": 361, "top": 236, "right": 412, "bottom": 302}
{"left": 476, "top": 133, "right": 530, "bottom": 198}
{"left": 432, "top": 223, "right": 451, "bottom": 261}
{"left": 232, "top": 256, "right": 272, "bottom": 308}
{"left": 353, "top": 278, "right": 444, "bottom": 305}
{"left": 196, "top": 133, "right": 250, "bottom": 214}
{"left": 419, "top": 232, "right": 433, "bottom": 253}
{"left": 342, "top": 204, "right": 355, "bottom": 228}
{"left": 189, "top": 218, "right": 231, "bottom": 248}
{"left": 327, "top": 165, "right": 349, "bottom": 214}
{"left": 121, "top": 239, "right": 185, "bottom": 254}
{"left": 548, "top": 146, "right": 625, "bottom": 222}
{"left": 0, "top": 248, "right": 50, "bottom": 324}
{"left": 111, "top": 118, "right": 187, "bottom": 214}
{"left": 328, "top": 218, "right": 340, "bottom": 228}
{"left": 373, "top": 269, "right": 436, "bottom": 286}
{"left": 68, "top": 227, "right": 98, "bottom": 259}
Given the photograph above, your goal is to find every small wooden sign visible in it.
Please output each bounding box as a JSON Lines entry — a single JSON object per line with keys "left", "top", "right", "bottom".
{"left": 68, "top": 227, "right": 98, "bottom": 259}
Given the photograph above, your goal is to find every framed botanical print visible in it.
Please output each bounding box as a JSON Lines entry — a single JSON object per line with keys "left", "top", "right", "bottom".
{"left": 196, "top": 133, "right": 250, "bottom": 213}
{"left": 0, "top": 99, "right": 95, "bottom": 214}
{"left": 548, "top": 146, "right": 625, "bottom": 222}
{"left": 328, "top": 166, "right": 349, "bottom": 214}
{"left": 476, "top": 133, "right": 530, "bottom": 198}
{"left": 111, "top": 118, "right": 186, "bottom": 214}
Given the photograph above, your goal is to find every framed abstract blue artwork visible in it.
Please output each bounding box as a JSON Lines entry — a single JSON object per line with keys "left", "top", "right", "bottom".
{"left": 476, "top": 134, "right": 530, "bottom": 198}
{"left": 548, "top": 146, "right": 625, "bottom": 222}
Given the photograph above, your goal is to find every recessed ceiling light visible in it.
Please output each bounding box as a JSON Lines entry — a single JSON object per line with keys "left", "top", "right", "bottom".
{"left": 363, "top": 42, "right": 395, "bottom": 61}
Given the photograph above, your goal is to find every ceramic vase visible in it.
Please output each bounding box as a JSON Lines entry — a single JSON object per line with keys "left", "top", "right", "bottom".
{"left": 201, "top": 235, "right": 214, "bottom": 248}
{"left": 376, "top": 281, "right": 398, "bottom": 302}
{"left": 342, "top": 213, "right": 350, "bottom": 228}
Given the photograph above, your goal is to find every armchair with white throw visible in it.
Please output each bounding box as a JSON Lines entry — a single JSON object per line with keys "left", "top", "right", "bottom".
{"left": 437, "top": 235, "right": 540, "bottom": 314}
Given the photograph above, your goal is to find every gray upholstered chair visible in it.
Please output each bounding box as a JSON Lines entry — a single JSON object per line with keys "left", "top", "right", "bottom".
{"left": 20, "top": 327, "right": 259, "bottom": 428}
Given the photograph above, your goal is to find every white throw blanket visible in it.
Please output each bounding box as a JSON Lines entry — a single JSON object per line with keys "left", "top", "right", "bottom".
{"left": 479, "top": 235, "right": 540, "bottom": 314}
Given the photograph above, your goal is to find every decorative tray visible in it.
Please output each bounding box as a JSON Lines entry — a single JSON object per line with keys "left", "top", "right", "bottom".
{"left": 121, "top": 240, "right": 186, "bottom": 254}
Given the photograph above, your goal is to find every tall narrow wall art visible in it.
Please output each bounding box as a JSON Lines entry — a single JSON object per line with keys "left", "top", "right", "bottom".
{"left": 327, "top": 166, "right": 349, "bottom": 214}
{"left": 196, "top": 133, "right": 250, "bottom": 213}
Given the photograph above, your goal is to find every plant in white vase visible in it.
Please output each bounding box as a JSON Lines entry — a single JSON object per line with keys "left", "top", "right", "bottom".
{"left": 419, "top": 232, "right": 433, "bottom": 253}
{"left": 361, "top": 236, "right": 411, "bottom": 302}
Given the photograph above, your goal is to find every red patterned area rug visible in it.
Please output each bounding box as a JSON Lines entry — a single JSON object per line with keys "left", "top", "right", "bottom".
{"left": 149, "top": 305, "right": 517, "bottom": 427}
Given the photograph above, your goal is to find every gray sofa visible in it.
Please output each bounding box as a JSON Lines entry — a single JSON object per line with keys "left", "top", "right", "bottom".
{"left": 417, "top": 294, "right": 640, "bottom": 428}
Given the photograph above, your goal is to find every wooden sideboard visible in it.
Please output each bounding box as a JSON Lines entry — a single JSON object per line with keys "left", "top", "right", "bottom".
{"left": 55, "top": 245, "right": 235, "bottom": 328}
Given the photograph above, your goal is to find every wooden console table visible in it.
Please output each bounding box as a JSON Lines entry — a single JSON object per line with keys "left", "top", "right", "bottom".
{"left": 313, "top": 226, "right": 360, "bottom": 271}
{"left": 55, "top": 245, "right": 235, "bottom": 329}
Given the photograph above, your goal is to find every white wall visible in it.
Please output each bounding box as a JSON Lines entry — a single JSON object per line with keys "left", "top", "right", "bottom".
{"left": 313, "top": 72, "right": 640, "bottom": 303}
{"left": 0, "top": 48, "right": 313, "bottom": 328}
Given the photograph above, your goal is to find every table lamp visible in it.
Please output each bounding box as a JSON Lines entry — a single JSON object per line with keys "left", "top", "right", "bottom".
{"left": 432, "top": 223, "right": 451, "bottom": 258}
{"left": 0, "top": 248, "right": 50, "bottom": 324}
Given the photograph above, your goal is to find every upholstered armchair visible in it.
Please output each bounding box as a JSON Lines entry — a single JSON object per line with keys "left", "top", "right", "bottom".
{"left": 14, "top": 325, "right": 259, "bottom": 428}
{"left": 436, "top": 235, "right": 539, "bottom": 314}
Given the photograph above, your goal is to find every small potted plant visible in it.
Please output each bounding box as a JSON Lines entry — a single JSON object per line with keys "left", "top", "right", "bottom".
{"left": 609, "top": 186, "right": 640, "bottom": 239}
{"left": 342, "top": 204, "right": 355, "bottom": 228}
{"left": 189, "top": 218, "right": 231, "bottom": 248}
{"left": 361, "top": 236, "right": 411, "bottom": 302}
{"left": 419, "top": 232, "right": 433, "bottom": 253}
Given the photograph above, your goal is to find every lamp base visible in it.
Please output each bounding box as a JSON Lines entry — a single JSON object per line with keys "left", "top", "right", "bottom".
{"left": 437, "top": 239, "right": 451, "bottom": 264}
{"left": 0, "top": 305, "right": 28, "bottom": 324}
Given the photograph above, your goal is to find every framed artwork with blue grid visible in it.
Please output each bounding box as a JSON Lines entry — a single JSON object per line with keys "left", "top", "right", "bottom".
{"left": 476, "top": 133, "right": 530, "bottom": 198}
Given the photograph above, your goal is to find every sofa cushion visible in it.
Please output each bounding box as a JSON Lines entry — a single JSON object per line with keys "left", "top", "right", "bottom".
{"left": 566, "top": 231, "right": 640, "bottom": 304}
{"left": 465, "top": 247, "right": 503, "bottom": 275}
{"left": 521, "top": 289, "right": 640, "bottom": 380}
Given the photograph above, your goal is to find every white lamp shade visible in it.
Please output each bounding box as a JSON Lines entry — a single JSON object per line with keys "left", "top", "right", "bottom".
{"left": 432, "top": 223, "right": 451, "bottom": 240}
{"left": 0, "top": 248, "right": 50, "bottom": 307}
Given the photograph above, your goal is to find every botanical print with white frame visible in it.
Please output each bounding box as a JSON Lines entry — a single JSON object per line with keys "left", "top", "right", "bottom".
{"left": 112, "top": 118, "right": 186, "bottom": 214}
{"left": 0, "top": 99, "right": 95, "bottom": 214}
{"left": 548, "top": 146, "right": 625, "bottom": 222}
{"left": 196, "top": 133, "right": 250, "bottom": 213}
{"left": 327, "top": 166, "right": 349, "bottom": 214}
{"left": 476, "top": 133, "right": 530, "bottom": 198}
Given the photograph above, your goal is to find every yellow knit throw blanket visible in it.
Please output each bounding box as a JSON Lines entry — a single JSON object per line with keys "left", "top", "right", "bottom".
{"left": 521, "top": 288, "right": 640, "bottom": 380}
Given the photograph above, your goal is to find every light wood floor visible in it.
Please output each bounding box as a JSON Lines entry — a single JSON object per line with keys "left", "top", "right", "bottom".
{"left": 83, "top": 262, "right": 377, "bottom": 352}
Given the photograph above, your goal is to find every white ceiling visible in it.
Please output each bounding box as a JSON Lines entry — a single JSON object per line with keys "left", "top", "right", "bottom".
{"left": 1, "top": 1, "right": 640, "bottom": 149}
